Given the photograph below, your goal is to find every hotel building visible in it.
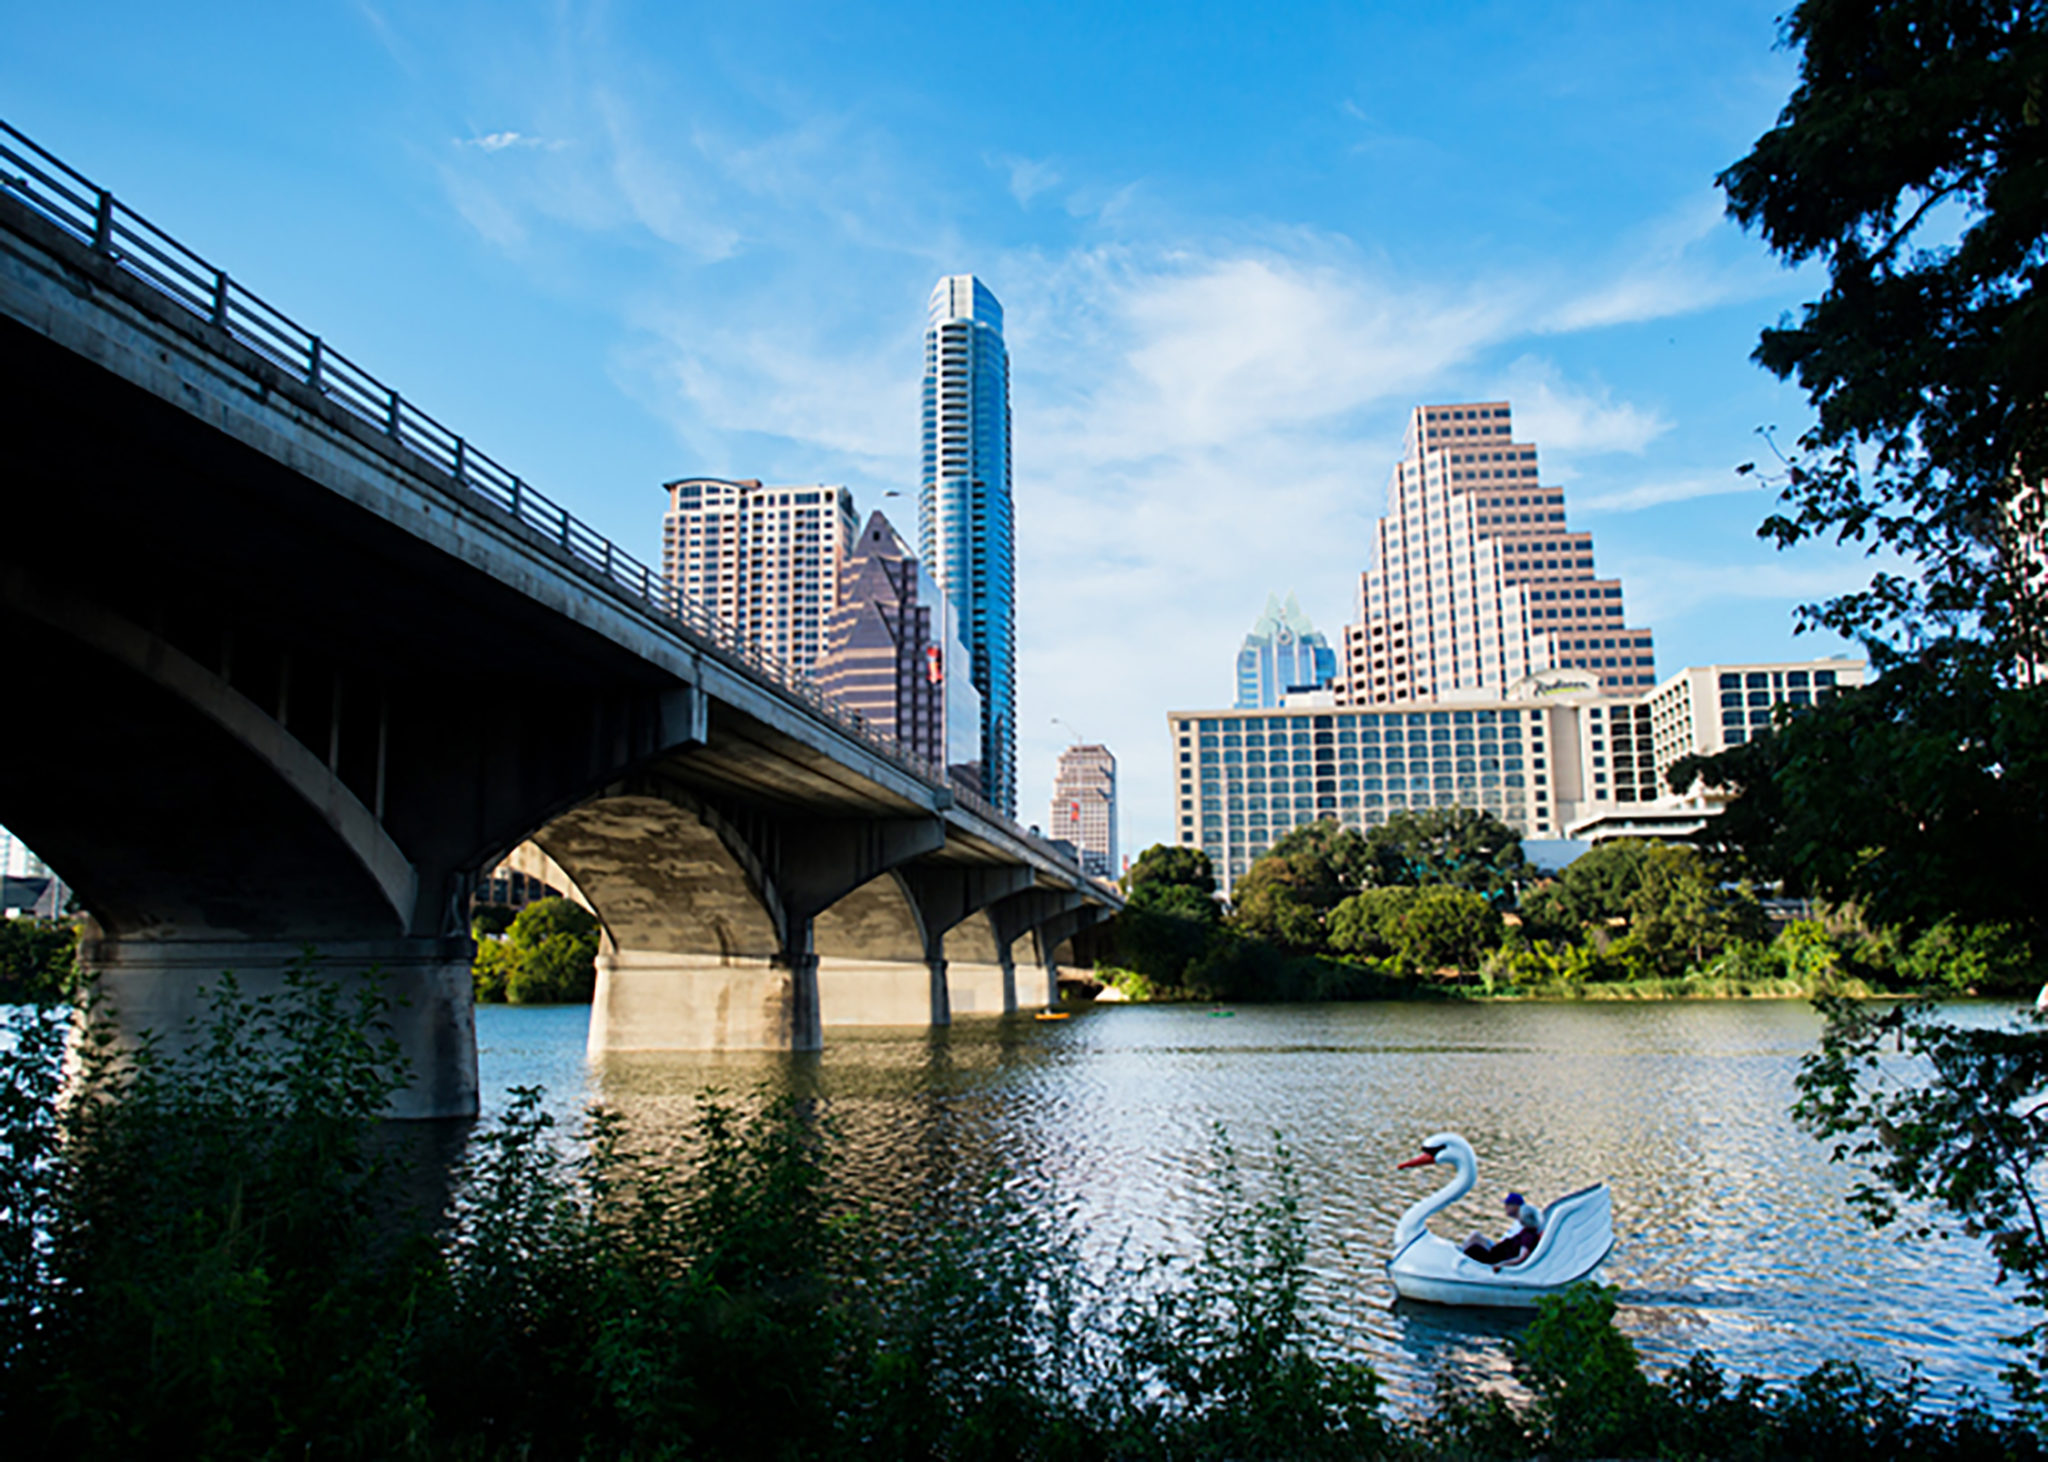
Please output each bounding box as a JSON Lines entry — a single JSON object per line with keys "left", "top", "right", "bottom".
{"left": 1049, "top": 743, "right": 1118, "bottom": 880}
{"left": 661, "top": 477, "right": 859, "bottom": 674}
{"left": 1340, "top": 401, "right": 1657, "bottom": 704}
{"left": 921, "top": 275, "right": 1017, "bottom": 815}
{"left": 1172, "top": 657, "right": 1864, "bottom": 897}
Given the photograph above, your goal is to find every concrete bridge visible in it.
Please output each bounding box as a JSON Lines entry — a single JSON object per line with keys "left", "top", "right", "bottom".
{"left": 0, "top": 123, "right": 1119, "bottom": 1117}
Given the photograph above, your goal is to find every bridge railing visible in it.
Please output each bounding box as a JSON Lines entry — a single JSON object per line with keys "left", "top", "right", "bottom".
{"left": 0, "top": 120, "right": 1091, "bottom": 884}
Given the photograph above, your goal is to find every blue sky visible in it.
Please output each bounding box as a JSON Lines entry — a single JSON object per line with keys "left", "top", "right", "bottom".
{"left": 4, "top": 2, "right": 1873, "bottom": 856}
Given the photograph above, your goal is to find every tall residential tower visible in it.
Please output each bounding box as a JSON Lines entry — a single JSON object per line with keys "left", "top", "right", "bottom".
{"left": 921, "top": 275, "right": 1016, "bottom": 815}
{"left": 661, "top": 477, "right": 858, "bottom": 673}
{"left": 1340, "top": 402, "right": 1656, "bottom": 704}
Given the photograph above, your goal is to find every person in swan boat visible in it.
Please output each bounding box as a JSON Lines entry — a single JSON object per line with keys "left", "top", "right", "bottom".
{"left": 1462, "top": 1192, "right": 1541, "bottom": 1266}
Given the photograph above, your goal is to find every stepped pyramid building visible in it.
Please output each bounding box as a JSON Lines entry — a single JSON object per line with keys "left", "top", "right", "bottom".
{"left": 1339, "top": 401, "right": 1656, "bottom": 703}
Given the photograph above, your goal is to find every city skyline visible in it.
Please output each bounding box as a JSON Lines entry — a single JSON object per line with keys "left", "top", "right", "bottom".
{"left": 1, "top": 3, "right": 1882, "bottom": 857}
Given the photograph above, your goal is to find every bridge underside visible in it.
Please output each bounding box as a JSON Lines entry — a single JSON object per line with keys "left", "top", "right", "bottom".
{"left": 0, "top": 178, "right": 1115, "bottom": 1114}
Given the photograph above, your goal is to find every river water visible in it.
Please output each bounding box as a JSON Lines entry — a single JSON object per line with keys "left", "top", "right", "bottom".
{"left": 477, "top": 998, "right": 2030, "bottom": 1409}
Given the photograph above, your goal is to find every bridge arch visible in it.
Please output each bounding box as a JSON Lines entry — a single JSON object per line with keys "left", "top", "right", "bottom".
{"left": 3, "top": 572, "right": 417, "bottom": 938}
{"left": 942, "top": 908, "right": 1017, "bottom": 1015}
{"left": 814, "top": 871, "right": 942, "bottom": 1027}
{"left": 527, "top": 790, "right": 806, "bottom": 1053}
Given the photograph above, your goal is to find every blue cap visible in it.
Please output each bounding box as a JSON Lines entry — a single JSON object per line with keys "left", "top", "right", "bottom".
{"left": 1504, "top": 1192, "right": 1525, "bottom": 1207}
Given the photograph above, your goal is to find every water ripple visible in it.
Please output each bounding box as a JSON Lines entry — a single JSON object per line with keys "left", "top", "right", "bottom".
{"left": 476, "top": 999, "right": 2030, "bottom": 1410}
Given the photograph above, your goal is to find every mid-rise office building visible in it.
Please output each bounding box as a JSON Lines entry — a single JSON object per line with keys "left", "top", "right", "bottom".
{"left": 1235, "top": 593, "right": 1337, "bottom": 708}
{"left": 661, "top": 477, "right": 858, "bottom": 674}
{"left": 1173, "top": 657, "right": 1864, "bottom": 896}
{"left": 1049, "top": 743, "right": 1118, "bottom": 879}
{"left": 812, "top": 511, "right": 983, "bottom": 787}
{"left": 1340, "top": 401, "right": 1656, "bottom": 704}
{"left": 921, "top": 275, "right": 1017, "bottom": 815}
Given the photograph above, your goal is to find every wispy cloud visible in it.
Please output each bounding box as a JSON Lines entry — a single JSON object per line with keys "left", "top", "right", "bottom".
{"left": 995, "top": 153, "right": 1062, "bottom": 206}
{"left": 1615, "top": 554, "right": 1879, "bottom": 626}
{"left": 1498, "top": 356, "right": 1670, "bottom": 459}
{"left": 1577, "top": 472, "right": 1763, "bottom": 513}
{"left": 1541, "top": 193, "right": 1774, "bottom": 333}
{"left": 456, "top": 130, "right": 563, "bottom": 153}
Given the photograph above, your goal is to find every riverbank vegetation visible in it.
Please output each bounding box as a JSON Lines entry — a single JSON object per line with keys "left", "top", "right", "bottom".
{"left": 1101, "top": 819, "right": 2040, "bottom": 1004}
{"left": 0, "top": 915, "right": 78, "bottom": 1003}
{"left": 0, "top": 977, "right": 2039, "bottom": 1460}
{"left": 470, "top": 896, "right": 600, "bottom": 1004}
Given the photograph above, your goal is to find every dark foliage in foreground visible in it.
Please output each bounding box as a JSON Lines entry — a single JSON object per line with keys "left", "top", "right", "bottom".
{"left": 0, "top": 978, "right": 2041, "bottom": 1459}
{"left": 0, "top": 915, "right": 78, "bottom": 1002}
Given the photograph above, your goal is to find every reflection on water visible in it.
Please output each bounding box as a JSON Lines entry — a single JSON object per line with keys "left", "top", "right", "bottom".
{"left": 475, "top": 999, "right": 2028, "bottom": 1407}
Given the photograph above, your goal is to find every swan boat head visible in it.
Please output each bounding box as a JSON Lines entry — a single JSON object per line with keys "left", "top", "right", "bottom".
{"left": 1392, "top": 1132, "right": 1478, "bottom": 1251}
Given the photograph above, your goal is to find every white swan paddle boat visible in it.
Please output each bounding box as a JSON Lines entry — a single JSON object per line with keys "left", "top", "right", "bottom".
{"left": 1385, "top": 1132, "right": 1614, "bottom": 1308}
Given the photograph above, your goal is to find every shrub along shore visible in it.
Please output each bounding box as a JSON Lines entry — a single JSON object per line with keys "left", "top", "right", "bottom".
{"left": 1100, "top": 814, "right": 2040, "bottom": 1006}
{"left": 0, "top": 975, "right": 2039, "bottom": 1460}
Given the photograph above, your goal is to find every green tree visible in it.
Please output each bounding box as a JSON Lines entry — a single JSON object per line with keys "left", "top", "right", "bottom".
{"left": 1675, "top": 654, "right": 2048, "bottom": 944}
{"left": 1796, "top": 999, "right": 2048, "bottom": 1421}
{"left": 1628, "top": 843, "right": 1769, "bottom": 974}
{"left": 1263, "top": 821, "right": 1378, "bottom": 890}
{"left": 502, "top": 898, "right": 601, "bottom": 1003}
{"left": 0, "top": 917, "right": 78, "bottom": 1002}
{"left": 1330, "top": 886, "right": 1501, "bottom": 974}
{"left": 1718, "top": 0, "right": 2048, "bottom": 666}
{"left": 1520, "top": 841, "right": 1650, "bottom": 932}
{"left": 472, "top": 938, "right": 517, "bottom": 1003}
{"left": 1397, "top": 887, "right": 1505, "bottom": 974}
{"left": 1362, "top": 807, "right": 1531, "bottom": 899}
{"left": 1519, "top": 840, "right": 1763, "bottom": 977}
{"left": 1327, "top": 887, "right": 1419, "bottom": 961}
{"left": 1228, "top": 823, "right": 1373, "bottom": 954}
{"left": 1109, "top": 844, "right": 1223, "bottom": 989}
{"left": 1124, "top": 843, "right": 1216, "bottom": 899}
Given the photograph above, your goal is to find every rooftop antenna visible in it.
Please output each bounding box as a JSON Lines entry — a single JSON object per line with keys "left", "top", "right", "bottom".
{"left": 1051, "top": 716, "right": 1088, "bottom": 746}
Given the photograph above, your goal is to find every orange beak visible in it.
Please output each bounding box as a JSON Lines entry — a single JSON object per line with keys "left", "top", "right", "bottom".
{"left": 1396, "top": 1152, "right": 1436, "bottom": 1170}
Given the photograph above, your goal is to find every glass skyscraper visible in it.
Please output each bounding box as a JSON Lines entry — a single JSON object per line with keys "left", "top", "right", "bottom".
{"left": 1234, "top": 592, "right": 1337, "bottom": 708}
{"left": 920, "top": 275, "right": 1016, "bottom": 814}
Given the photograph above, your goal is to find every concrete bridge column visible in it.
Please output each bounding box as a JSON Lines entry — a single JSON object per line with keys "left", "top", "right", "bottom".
{"left": 987, "top": 889, "right": 1085, "bottom": 1012}
{"left": 1034, "top": 907, "right": 1108, "bottom": 1005}
{"left": 550, "top": 788, "right": 944, "bottom": 1052}
{"left": 80, "top": 934, "right": 478, "bottom": 1119}
{"left": 898, "top": 867, "right": 1035, "bottom": 1020}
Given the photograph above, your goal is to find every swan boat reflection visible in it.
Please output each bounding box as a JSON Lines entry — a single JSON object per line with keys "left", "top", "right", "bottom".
{"left": 1386, "top": 1132, "right": 1614, "bottom": 1308}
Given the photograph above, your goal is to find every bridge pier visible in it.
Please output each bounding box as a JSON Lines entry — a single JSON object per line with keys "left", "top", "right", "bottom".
{"left": 943, "top": 958, "right": 1015, "bottom": 1015}
{"left": 588, "top": 949, "right": 807, "bottom": 1053}
{"left": 79, "top": 934, "right": 478, "bottom": 1120}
